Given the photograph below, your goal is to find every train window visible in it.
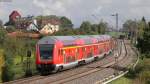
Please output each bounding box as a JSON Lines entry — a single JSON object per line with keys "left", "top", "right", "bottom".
{"left": 66, "top": 56, "right": 75, "bottom": 63}
{"left": 39, "top": 44, "right": 53, "bottom": 60}
{"left": 82, "top": 47, "right": 86, "bottom": 51}
{"left": 63, "top": 50, "right": 66, "bottom": 55}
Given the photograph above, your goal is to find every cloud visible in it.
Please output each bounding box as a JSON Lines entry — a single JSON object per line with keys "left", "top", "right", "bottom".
{"left": 32, "top": 0, "right": 114, "bottom": 27}
{"left": 1, "top": 0, "right": 150, "bottom": 27}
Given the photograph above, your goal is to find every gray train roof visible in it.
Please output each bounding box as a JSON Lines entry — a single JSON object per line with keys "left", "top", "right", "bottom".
{"left": 38, "top": 36, "right": 78, "bottom": 46}
{"left": 76, "top": 35, "right": 93, "bottom": 44}
{"left": 37, "top": 35, "right": 111, "bottom": 46}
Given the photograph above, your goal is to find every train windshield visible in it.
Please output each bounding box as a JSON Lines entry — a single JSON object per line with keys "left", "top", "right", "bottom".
{"left": 39, "top": 44, "right": 54, "bottom": 60}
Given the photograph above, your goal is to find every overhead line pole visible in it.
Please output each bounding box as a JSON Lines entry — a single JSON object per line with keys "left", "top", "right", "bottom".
{"left": 111, "top": 13, "right": 119, "bottom": 75}
{"left": 111, "top": 13, "right": 118, "bottom": 33}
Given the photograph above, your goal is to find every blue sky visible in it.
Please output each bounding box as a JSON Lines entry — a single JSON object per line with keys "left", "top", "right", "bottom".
{"left": 0, "top": 0, "right": 150, "bottom": 28}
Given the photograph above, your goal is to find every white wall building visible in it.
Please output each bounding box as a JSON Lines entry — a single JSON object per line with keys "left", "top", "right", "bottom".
{"left": 39, "top": 23, "right": 59, "bottom": 34}
{"left": 27, "top": 19, "right": 39, "bottom": 31}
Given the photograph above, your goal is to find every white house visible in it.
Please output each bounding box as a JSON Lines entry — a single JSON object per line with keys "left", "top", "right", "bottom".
{"left": 39, "top": 23, "right": 59, "bottom": 34}
{"left": 27, "top": 19, "right": 39, "bottom": 31}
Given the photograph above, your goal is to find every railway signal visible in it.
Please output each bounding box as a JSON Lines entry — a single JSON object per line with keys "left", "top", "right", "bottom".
{"left": 25, "top": 50, "right": 32, "bottom": 77}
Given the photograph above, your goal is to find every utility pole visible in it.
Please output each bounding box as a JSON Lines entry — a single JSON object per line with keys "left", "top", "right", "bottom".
{"left": 111, "top": 13, "right": 119, "bottom": 34}
{"left": 111, "top": 13, "right": 119, "bottom": 75}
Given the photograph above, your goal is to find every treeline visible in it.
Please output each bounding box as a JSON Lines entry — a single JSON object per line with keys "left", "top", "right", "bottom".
{"left": 54, "top": 21, "right": 107, "bottom": 36}
{"left": 123, "top": 17, "right": 150, "bottom": 58}
{"left": 123, "top": 17, "right": 150, "bottom": 84}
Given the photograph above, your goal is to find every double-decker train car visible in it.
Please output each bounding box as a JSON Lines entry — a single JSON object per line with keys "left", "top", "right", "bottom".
{"left": 36, "top": 35, "right": 115, "bottom": 74}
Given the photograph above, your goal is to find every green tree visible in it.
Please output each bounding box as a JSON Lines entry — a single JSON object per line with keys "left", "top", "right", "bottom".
{"left": 1, "top": 50, "right": 15, "bottom": 82}
{"left": 123, "top": 20, "right": 138, "bottom": 39}
{"left": 53, "top": 28, "right": 75, "bottom": 35}
{"left": 0, "top": 28, "right": 7, "bottom": 46}
{"left": 80, "top": 21, "right": 92, "bottom": 34}
{"left": 1, "top": 37, "right": 16, "bottom": 82}
{"left": 136, "top": 17, "right": 150, "bottom": 58}
{"left": 138, "top": 17, "right": 147, "bottom": 39}
{"left": 5, "top": 26, "right": 16, "bottom": 33}
{"left": 16, "top": 39, "right": 27, "bottom": 62}
{"left": 98, "top": 21, "right": 107, "bottom": 34}
{"left": 122, "top": 20, "right": 139, "bottom": 45}
{"left": 0, "top": 20, "right": 3, "bottom": 28}
{"left": 140, "top": 22, "right": 150, "bottom": 56}
{"left": 91, "top": 24, "right": 98, "bottom": 34}
{"left": 60, "top": 16, "right": 73, "bottom": 28}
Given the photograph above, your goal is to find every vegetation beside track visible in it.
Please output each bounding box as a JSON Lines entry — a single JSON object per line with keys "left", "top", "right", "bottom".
{"left": 0, "top": 28, "right": 38, "bottom": 82}
{"left": 0, "top": 15, "right": 150, "bottom": 83}
{"left": 111, "top": 17, "right": 150, "bottom": 84}
{"left": 0, "top": 49, "right": 4, "bottom": 82}
{"left": 109, "top": 77, "right": 132, "bottom": 84}
{"left": 111, "top": 57, "right": 150, "bottom": 84}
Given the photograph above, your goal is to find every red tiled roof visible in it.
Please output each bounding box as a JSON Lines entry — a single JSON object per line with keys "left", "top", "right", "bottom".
{"left": 9, "top": 10, "right": 21, "bottom": 22}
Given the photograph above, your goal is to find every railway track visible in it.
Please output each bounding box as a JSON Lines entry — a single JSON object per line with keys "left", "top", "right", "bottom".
{"left": 5, "top": 40, "right": 128, "bottom": 84}
{"left": 48, "top": 40, "right": 126, "bottom": 84}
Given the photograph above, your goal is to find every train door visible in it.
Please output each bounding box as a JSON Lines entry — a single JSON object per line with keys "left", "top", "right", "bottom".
{"left": 104, "top": 41, "right": 107, "bottom": 53}
{"left": 106, "top": 41, "right": 109, "bottom": 52}
{"left": 86, "top": 46, "right": 93, "bottom": 58}
{"left": 93, "top": 45, "right": 98, "bottom": 56}
{"left": 99, "top": 43, "right": 104, "bottom": 55}
{"left": 77, "top": 47, "right": 83, "bottom": 60}
{"left": 75, "top": 48, "right": 79, "bottom": 61}
{"left": 62, "top": 49, "right": 67, "bottom": 64}
{"left": 82, "top": 46, "right": 87, "bottom": 59}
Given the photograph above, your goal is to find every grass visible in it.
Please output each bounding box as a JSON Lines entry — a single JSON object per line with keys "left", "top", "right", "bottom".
{"left": 106, "top": 31, "right": 125, "bottom": 37}
{"left": 109, "top": 77, "right": 133, "bottom": 84}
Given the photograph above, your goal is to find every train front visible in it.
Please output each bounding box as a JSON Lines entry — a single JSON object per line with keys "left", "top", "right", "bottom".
{"left": 36, "top": 37, "right": 56, "bottom": 74}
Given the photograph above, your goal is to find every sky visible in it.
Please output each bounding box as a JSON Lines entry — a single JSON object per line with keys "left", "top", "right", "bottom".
{"left": 0, "top": 0, "right": 150, "bottom": 28}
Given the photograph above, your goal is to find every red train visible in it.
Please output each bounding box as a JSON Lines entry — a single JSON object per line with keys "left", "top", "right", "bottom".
{"left": 36, "top": 35, "right": 115, "bottom": 74}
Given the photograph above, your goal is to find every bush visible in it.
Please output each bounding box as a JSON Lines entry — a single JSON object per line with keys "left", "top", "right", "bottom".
{"left": 125, "top": 69, "right": 137, "bottom": 79}
{"left": 1, "top": 65, "right": 15, "bottom": 82}
{"left": 1, "top": 50, "right": 15, "bottom": 82}
{"left": 5, "top": 26, "right": 15, "bottom": 33}
{"left": 0, "top": 28, "right": 7, "bottom": 46}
